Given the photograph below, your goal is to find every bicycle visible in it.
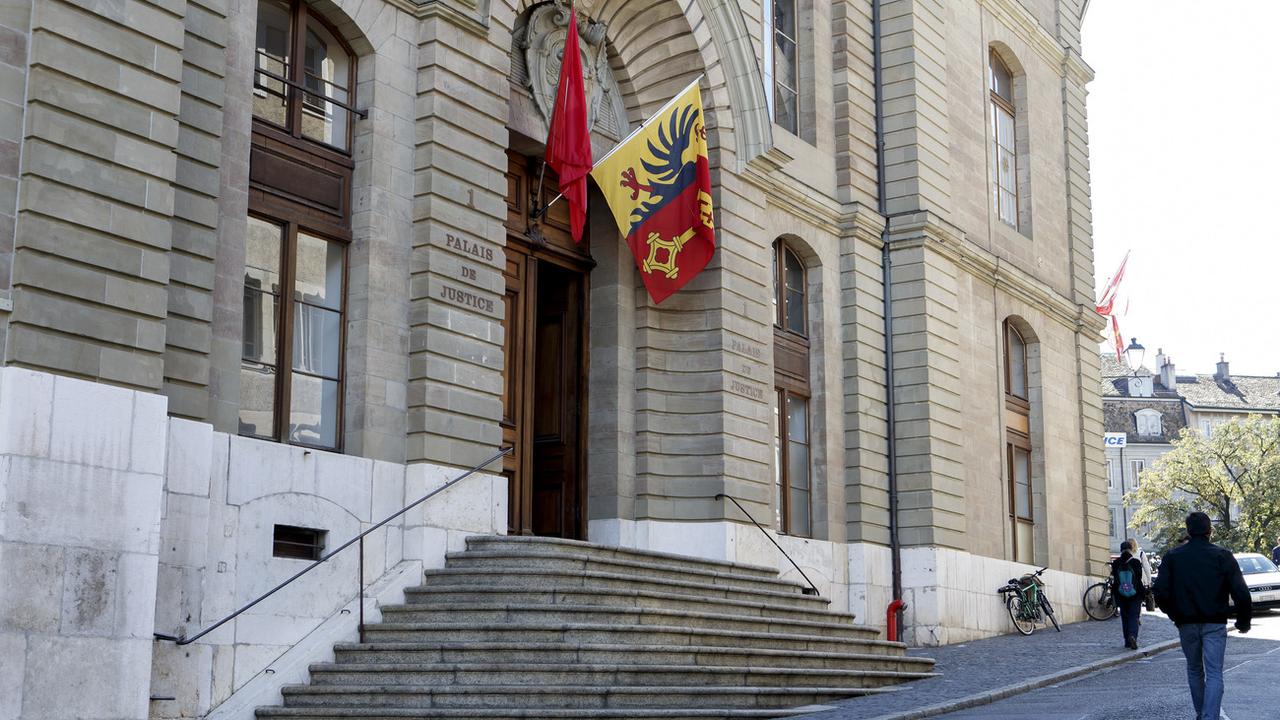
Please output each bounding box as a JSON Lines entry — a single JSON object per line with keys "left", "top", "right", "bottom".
{"left": 996, "top": 567, "right": 1060, "bottom": 635}
{"left": 1083, "top": 561, "right": 1120, "bottom": 621}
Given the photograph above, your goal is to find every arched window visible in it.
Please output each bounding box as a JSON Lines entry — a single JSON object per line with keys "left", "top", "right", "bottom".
{"left": 773, "top": 240, "right": 811, "bottom": 536}
{"left": 253, "top": 0, "right": 355, "bottom": 150}
{"left": 989, "top": 51, "right": 1019, "bottom": 229}
{"left": 1004, "top": 321, "right": 1033, "bottom": 563}
{"left": 240, "top": 1, "right": 358, "bottom": 451}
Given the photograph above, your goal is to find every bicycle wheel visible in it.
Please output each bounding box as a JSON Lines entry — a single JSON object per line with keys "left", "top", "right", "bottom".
{"left": 1083, "top": 581, "right": 1117, "bottom": 621}
{"left": 1041, "top": 595, "right": 1061, "bottom": 632}
{"left": 1007, "top": 594, "right": 1036, "bottom": 635}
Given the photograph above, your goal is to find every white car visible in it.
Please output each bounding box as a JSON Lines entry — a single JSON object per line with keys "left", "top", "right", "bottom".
{"left": 1234, "top": 553, "right": 1280, "bottom": 611}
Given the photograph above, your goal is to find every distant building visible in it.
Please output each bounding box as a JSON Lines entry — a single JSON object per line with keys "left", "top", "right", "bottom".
{"left": 1100, "top": 351, "right": 1280, "bottom": 551}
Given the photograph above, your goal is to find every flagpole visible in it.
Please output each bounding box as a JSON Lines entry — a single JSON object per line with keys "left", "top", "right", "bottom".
{"left": 535, "top": 73, "right": 705, "bottom": 219}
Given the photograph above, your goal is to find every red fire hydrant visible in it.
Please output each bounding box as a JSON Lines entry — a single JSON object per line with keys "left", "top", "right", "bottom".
{"left": 886, "top": 598, "right": 907, "bottom": 642}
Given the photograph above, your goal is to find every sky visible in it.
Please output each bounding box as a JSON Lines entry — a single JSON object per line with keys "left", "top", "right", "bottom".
{"left": 1081, "top": 1, "right": 1280, "bottom": 378}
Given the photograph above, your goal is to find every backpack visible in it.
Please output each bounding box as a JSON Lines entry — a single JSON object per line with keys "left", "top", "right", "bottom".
{"left": 1116, "top": 559, "right": 1138, "bottom": 598}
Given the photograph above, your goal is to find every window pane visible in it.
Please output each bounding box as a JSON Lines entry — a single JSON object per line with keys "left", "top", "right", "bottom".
{"left": 1014, "top": 446, "right": 1031, "bottom": 518}
{"left": 784, "top": 250, "right": 805, "bottom": 334}
{"left": 1000, "top": 188, "right": 1018, "bottom": 227}
{"left": 292, "top": 304, "right": 342, "bottom": 379}
{"left": 789, "top": 487, "right": 811, "bottom": 537}
{"left": 301, "top": 18, "right": 351, "bottom": 150}
{"left": 787, "top": 394, "right": 808, "bottom": 443}
{"left": 995, "top": 108, "right": 1015, "bottom": 152}
{"left": 290, "top": 373, "right": 339, "bottom": 449}
{"left": 244, "top": 217, "right": 283, "bottom": 365}
{"left": 294, "top": 232, "right": 344, "bottom": 310}
{"left": 242, "top": 288, "right": 279, "bottom": 365}
{"left": 1007, "top": 326, "right": 1026, "bottom": 398}
{"left": 772, "top": 243, "right": 780, "bottom": 325}
{"left": 788, "top": 440, "right": 809, "bottom": 491}
{"left": 990, "top": 54, "right": 1012, "bottom": 102}
{"left": 774, "top": 391, "right": 783, "bottom": 530}
{"left": 246, "top": 217, "right": 284, "bottom": 291}
{"left": 239, "top": 363, "right": 277, "bottom": 439}
{"left": 774, "top": 0, "right": 796, "bottom": 40}
{"left": 774, "top": 82, "right": 797, "bottom": 135}
{"left": 997, "top": 147, "right": 1016, "bottom": 191}
{"left": 253, "top": 0, "right": 292, "bottom": 126}
{"left": 1015, "top": 520, "right": 1033, "bottom": 564}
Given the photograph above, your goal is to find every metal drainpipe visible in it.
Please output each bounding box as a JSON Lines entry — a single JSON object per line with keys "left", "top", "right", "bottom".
{"left": 871, "top": 0, "right": 905, "bottom": 640}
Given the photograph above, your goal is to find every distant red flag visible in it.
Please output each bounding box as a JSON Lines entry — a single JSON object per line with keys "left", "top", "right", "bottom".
{"left": 1111, "top": 315, "right": 1125, "bottom": 362}
{"left": 1096, "top": 250, "right": 1129, "bottom": 315}
{"left": 544, "top": 6, "right": 592, "bottom": 242}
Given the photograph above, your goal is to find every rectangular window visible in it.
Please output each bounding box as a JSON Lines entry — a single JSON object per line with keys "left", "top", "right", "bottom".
{"left": 1109, "top": 508, "right": 1117, "bottom": 538}
{"left": 240, "top": 215, "right": 346, "bottom": 450}
{"left": 273, "top": 524, "right": 326, "bottom": 560}
{"left": 1130, "top": 460, "right": 1144, "bottom": 490}
{"left": 1008, "top": 442, "right": 1033, "bottom": 564}
{"left": 1106, "top": 460, "right": 1115, "bottom": 489}
{"left": 771, "top": 0, "right": 799, "bottom": 134}
{"left": 775, "top": 389, "right": 812, "bottom": 537}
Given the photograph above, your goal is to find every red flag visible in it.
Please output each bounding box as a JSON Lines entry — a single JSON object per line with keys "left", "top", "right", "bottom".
{"left": 544, "top": 6, "right": 592, "bottom": 242}
{"left": 1095, "top": 250, "right": 1129, "bottom": 314}
{"left": 1111, "top": 315, "right": 1125, "bottom": 362}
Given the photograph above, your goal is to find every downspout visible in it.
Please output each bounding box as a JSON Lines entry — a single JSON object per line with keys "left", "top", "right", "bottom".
{"left": 871, "top": 0, "right": 905, "bottom": 640}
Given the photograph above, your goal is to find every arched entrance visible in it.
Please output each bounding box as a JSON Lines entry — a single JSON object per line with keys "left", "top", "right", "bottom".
{"left": 501, "top": 150, "right": 592, "bottom": 538}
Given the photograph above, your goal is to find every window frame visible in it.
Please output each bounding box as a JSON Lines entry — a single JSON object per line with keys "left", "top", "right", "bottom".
{"left": 253, "top": 0, "right": 358, "bottom": 155}
{"left": 768, "top": 0, "right": 800, "bottom": 135}
{"left": 772, "top": 238, "right": 812, "bottom": 538}
{"left": 1129, "top": 459, "right": 1145, "bottom": 491}
{"left": 989, "top": 50, "right": 1019, "bottom": 229}
{"left": 242, "top": 211, "right": 350, "bottom": 451}
{"left": 1003, "top": 319, "right": 1034, "bottom": 563}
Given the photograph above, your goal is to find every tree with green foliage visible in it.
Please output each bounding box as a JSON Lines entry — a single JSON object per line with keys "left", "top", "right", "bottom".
{"left": 1127, "top": 415, "right": 1280, "bottom": 555}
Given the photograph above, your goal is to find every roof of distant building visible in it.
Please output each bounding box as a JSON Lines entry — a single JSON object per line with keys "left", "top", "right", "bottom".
{"left": 1099, "top": 353, "right": 1280, "bottom": 411}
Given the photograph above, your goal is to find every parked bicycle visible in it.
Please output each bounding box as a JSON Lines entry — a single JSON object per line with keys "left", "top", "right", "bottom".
{"left": 997, "top": 567, "right": 1060, "bottom": 635}
{"left": 1083, "top": 560, "right": 1120, "bottom": 620}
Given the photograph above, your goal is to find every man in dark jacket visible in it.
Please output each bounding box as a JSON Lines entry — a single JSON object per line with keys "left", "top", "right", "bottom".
{"left": 1111, "top": 540, "right": 1146, "bottom": 649}
{"left": 1152, "top": 512, "right": 1252, "bottom": 720}
{"left": 1271, "top": 535, "right": 1279, "bottom": 567}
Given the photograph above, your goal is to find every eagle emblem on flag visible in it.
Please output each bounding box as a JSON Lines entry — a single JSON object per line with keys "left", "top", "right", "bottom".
{"left": 591, "top": 80, "right": 716, "bottom": 304}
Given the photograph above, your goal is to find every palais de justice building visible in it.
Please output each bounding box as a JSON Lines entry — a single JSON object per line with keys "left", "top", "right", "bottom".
{"left": 0, "top": 0, "right": 1107, "bottom": 717}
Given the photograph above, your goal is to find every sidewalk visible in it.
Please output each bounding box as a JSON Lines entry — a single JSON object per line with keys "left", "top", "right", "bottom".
{"left": 797, "top": 612, "right": 1182, "bottom": 720}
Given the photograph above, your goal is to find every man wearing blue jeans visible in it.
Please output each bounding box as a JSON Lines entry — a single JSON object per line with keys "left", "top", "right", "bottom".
{"left": 1152, "top": 512, "right": 1252, "bottom": 720}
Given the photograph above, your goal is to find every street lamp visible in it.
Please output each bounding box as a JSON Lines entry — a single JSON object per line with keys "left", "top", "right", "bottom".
{"left": 1124, "top": 337, "right": 1145, "bottom": 372}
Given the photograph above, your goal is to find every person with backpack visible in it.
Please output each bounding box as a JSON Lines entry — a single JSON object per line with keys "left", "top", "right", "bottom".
{"left": 1152, "top": 512, "right": 1252, "bottom": 720}
{"left": 1111, "top": 539, "right": 1146, "bottom": 649}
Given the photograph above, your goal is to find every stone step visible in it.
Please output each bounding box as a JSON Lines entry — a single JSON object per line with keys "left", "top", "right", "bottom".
{"left": 401, "top": 585, "right": 838, "bottom": 622}
{"left": 279, "top": 684, "right": 888, "bottom": 711}
{"left": 305, "top": 662, "right": 936, "bottom": 689}
{"left": 360, "top": 622, "right": 889, "bottom": 652}
{"left": 257, "top": 706, "right": 825, "bottom": 719}
{"left": 376, "top": 604, "right": 868, "bottom": 638}
{"left": 331, "top": 641, "right": 928, "bottom": 670}
{"left": 463, "top": 535, "right": 782, "bottom": 581}
{"left": 445, "top": 549, "right": 811, "bottom": 595}
{"left": 417, "top": 567, "right": 821, "bottom": 608}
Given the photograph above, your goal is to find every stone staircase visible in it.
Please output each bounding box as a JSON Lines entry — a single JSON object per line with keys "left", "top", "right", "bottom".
{"left": 255, "top": 535, "right": 934, "bottom": 719}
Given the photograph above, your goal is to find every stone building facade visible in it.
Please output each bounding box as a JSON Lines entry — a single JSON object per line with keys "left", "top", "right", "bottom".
{"left": 0, "top": 0, "right": 1107, "bottom": 717}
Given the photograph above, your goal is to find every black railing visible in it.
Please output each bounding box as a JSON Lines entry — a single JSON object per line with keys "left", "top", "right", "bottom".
{"left": 253, "top": 53, "right": 368, "bottom": 120}
{"left": 716, "top": 493, "right": 821, "bottom": 596}
{"left": 155, "top": 447, "right": 513, "bottom": 646}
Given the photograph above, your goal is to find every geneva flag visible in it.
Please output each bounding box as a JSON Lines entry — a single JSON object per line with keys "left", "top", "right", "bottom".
{"left": 590, "top": 80, "right": 716, "bottom": 304}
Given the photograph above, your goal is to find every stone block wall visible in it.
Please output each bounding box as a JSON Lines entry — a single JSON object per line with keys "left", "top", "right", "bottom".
{"left": 7, "top": 0, "right": 185, "bottom": 390}
{"left": 0, "top": 367, "right": 168, "bottom": 720}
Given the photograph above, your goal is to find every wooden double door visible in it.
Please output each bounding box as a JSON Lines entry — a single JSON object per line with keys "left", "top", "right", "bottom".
{"left": 502, "top": 153, "right": 591, "bottom": 539}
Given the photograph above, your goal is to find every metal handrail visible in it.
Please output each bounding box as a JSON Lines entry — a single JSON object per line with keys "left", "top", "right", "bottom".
{"left": 155, "top": 446, "right": 513, "bottom": 646}
{"left": 716, "top": 493, "right": 821, "bottom": 596}
{"left": 253, "top": 58, "right": 368, "bottom": 119}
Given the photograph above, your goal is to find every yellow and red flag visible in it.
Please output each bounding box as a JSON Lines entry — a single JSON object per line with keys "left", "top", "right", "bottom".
{"left": 590, "top": 79, "right": 715, "bottom": 304}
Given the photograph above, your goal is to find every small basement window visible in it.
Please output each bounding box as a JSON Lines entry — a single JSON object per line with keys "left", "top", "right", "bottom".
{"left": 273, "top": 524, "right": 326, "bottom": 560}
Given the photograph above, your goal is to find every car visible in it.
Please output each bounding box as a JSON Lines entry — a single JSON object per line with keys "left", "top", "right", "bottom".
{"left": 1232, "top": 553, "right": 1280, "bottom": 611}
